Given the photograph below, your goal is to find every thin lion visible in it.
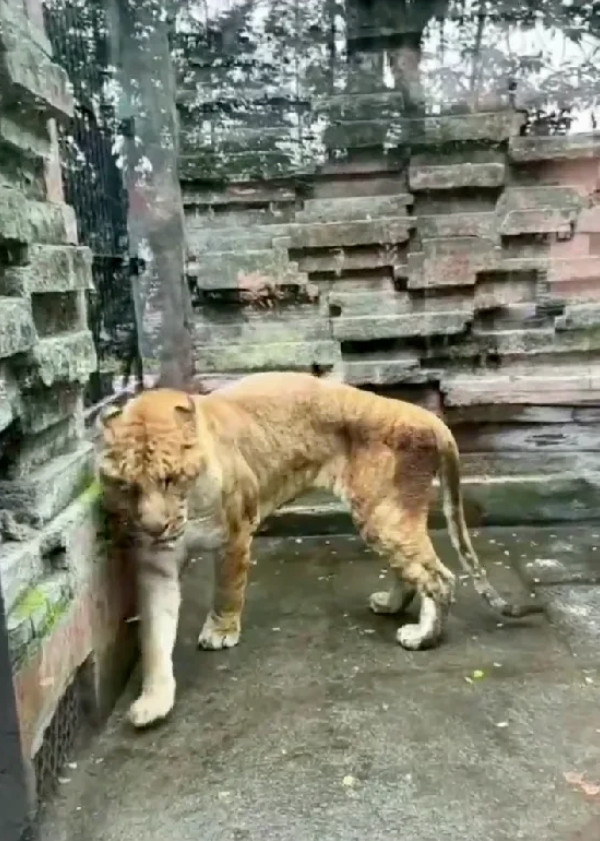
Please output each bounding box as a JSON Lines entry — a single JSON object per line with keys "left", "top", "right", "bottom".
{"left": 97, "top": 372, "right": 542, "bottom": 728}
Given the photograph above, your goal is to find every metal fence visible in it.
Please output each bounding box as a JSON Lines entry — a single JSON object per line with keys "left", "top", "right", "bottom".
{"left": 43, "top": 0, "right": 142, "bottom": 408}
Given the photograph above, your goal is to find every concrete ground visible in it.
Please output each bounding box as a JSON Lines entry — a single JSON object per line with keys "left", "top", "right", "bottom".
{"left": 40, "top": 526, "right": 600, "bottom": 841}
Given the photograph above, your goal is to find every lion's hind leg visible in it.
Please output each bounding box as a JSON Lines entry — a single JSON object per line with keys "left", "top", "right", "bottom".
{"left": 348, "top": 462, "right": 454, "bottom": 649}
{"left": 369, "top": 576, "right": 415, "bottom": 616}
{"left": 344, "top": 442, "right": 455, "bottom": 649}
{"left": 368, "top": 513, "right": 455, "bottom": 650}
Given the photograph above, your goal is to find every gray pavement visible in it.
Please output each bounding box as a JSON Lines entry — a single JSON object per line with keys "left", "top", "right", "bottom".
{"left": 40, "top": 526, "right": 600, "bottom": 841}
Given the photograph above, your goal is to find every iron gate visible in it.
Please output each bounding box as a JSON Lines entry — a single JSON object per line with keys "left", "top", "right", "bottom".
{"left": 43, "top": 0, "right": 142, "bottom": 407}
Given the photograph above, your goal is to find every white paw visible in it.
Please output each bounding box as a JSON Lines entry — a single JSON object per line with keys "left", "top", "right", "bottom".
{"left": 198, "top": 614, "right": 240, "bottom": 650}
{"left": 396, "top": 623, "right": 427, "bottom": 650}
{"left": 128, "top": 683, "right": 175, "bottom": 728}
{"left": 369, "top": 591, "right": 398, "bottom": 614}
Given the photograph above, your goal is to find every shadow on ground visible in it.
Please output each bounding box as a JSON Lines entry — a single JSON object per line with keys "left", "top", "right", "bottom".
{"left": 40, "top": 526, "right": 600, "bottom": 841}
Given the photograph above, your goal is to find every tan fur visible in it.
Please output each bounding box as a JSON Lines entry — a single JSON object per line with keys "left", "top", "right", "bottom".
{"left": 97, "top": 372, "right": 542, "bottom": 727}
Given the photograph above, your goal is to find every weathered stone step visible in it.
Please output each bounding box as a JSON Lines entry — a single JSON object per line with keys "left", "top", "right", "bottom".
{"left": 295, "top": 248, "right": 404, "bottom": 276}
{"left": 0, "top": 188, "right": 77, "bottom": 244}
{"left": 332, "top": 310, "right": 471, "bottom": 341}
{"left": 196, "top": 312, "right": 328, "bottom": 346}
{"left": 555, "top": 304, "right": 600, "bottom": 331}
{"left": 187, "top": 249, "right": 308, "bottom": 290}
{"left": 259, "top": 473, "right": 600, "bottom": 535}
{"left": 180, "top": 125, "right": 301, "bottom": 156}
{"left": 0, "top": 296, "right": 36, "bottom": 358}
{"left": 454, "top": 422, "right": 600, "bottom": 454}
{"left": 313, "top": 91, "right": 407, "bottom": 121}
{"left": 7, "top": 571, "right": 72, "bottom": 667}
{"left": 509, "top": 132, "right": 600, "bottom": 162}
{"left": 186, "top": 206, "right": 296, "bottom": 229}
{"left": 328, "top": 288, "right": 412, "bottom": 317}
{"left": 295, "top": 194, "right": 413, "bottom": 223}
{"left": 474, "top": 275, "right": 536, "bottom": 311}
{"left": 409, "top": 158, "right": 506, "bottom": 191}
{"left": 341, "top": 352, "right": 424, "bottom": 386}
{"left": 183, "top": 184, "right": 296, "bottom": 208}
{"left": 186, "top": 224, "right": 291, "bottom": 255}
{"left": 179, "top": 149, "right": 309, "bottom": 182}
{"left": 418, "top": 212, "right": 498, "bottom": 240}
{"left": 496, "top": 186, "right": 583, "bottom": 236}
{"left": 323, "top": 111, "right": 525, "bottom": 150}
{"left": 3, "top": 244, "right": 93, "bottom": 295}
{"left": 193, "top": 339, "right": 341, "bottom": 373}
{"left": 277, "top": 216, "right": 413, "bottom": 250}
{"left": 1, "top": 27, "right": 73, "bottom": 118}
{"left": 26, "top": 330, "right": 97, "bottom": 388}
{"left": 408, "top": 237, "right": 500, "bottom": 289}
{"left": 0, "top": 112, "right": 50, "bottom": 160}
{"left": 0, "top": 441, "right": 93, "bottom": 527}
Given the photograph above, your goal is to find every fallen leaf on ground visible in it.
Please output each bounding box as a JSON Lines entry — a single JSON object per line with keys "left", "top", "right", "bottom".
{"left": 564, "top": 771, "right": 600, "bottom": 797}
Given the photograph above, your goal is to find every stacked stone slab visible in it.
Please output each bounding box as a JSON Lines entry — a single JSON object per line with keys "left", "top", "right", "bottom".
{"left": 177, "top": 3, "right": 600, "bottom": 525}
{"left": 0, "top": 0, "right": 135, "bottom": 805}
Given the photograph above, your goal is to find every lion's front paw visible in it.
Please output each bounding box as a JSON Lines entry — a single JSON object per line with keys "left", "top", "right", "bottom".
{"left": 198, "top": 612, "right": 241, "bottom": 650}
{"left": 128, "top": 683, "right": 175, "bottom": 729}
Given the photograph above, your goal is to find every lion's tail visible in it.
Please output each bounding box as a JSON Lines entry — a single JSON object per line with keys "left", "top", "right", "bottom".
{"left": 434, "top": 423, "right": 543, "bottom": 619}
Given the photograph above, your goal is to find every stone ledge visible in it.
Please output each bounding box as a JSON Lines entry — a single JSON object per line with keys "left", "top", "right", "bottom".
{"left": 280, "top": 217, "right": 414, "bottom": 250}
{"left": 193, "top": 340, "right": 341, "bottom": 372}
{"left": 296, "top": 194, "right": 413, "bottom": 224}
{"left": 409, "top": 160, "right": 506, "bottom": 191}
{"left": 7, "top": 572, "right": 73, "bottom": 669}
{"left": 441, "top": 366, "right": 600, "bottom": 407}
{"left": 0, "top": 112, "right": 50, "bottom": 160}
{"left": 259, "top": 473, "right": 600, "bottom": 537}
{"left": 0, "top": 361, "right": 19, "bottom": 432}
{"left": 25, "top": 330, "right": 97, "bottom": 388}
{"left": 187, "top": 224, "right": 291, "bottom": 256}
{"left": 179, "top": 150, "right": 310, "bottom": 182}
{"left": 1, "top": 481, "right": 100, "bottom": 614}
{"left": 323, "top": 111, "right": 525, "bottom": 149}
{"left": 495, "top": 187, "right": 583, "bottom": 237}
{"left": 0, "top": 442, "right": 94, "bottom": 527}
{"left": 341, "top": 353, "right": 427, "bottom": 386}
{"left": 509, "top": 132, "right": 600, "bottom": 162}
{"left": 196, "top": 314, "right": 329, "bottom": 346}
{"left": 187, "top": 249, "right": 308, "bottom": 290}
{"left": 0, "top": 296, "right": 37, "bottom": 359}
{"left": 4, "top": 245, "right": 93, "bottom": 295}
{"left": 19, "top": 384, "right": 83, "bottom": 434}
{"left": 331, "top": 310, "right": 471, "bottom": 341}
{"left": 0, "top": 189, "right": 78, "bottom": 244}
{"left": 0, "top": 31, "right": 73, "bottom": 119}
{"left": 0, "top": 0, "right": 53, "bottom": 55}
{"left": 417, "top": 212, "right": 498, "bottom": 240}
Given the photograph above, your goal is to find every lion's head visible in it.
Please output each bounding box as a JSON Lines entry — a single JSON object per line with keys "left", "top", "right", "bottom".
{"left": 97, "top": 389, "right": 204, "bottom": 540}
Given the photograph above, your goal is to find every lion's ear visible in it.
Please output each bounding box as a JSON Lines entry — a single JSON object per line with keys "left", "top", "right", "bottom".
{"left": 174, "top": 396, "right": 196, "bottom": 422}
{"left": 97, "top": 404, "right": 123, "bottom": 442}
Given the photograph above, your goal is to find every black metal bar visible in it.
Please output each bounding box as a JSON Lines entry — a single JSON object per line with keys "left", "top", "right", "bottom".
{"left": 43, "top": 0, "right": 142, "bottom": 407}
{"left": 0, "top": 579, "right": 31, "bottom": 841}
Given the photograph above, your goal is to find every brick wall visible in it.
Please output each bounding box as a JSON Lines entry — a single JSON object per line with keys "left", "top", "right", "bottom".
{"left": 0, "top": 0, "right": 135, "bottom": 806}
{"left": 177, "top": 0, "right": 600, "bottom": 524}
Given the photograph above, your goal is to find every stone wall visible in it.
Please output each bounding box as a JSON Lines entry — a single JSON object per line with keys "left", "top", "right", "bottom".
{"left": 177, "top": 0, "right": 600, "bottom": 524}
{"left": 0, "top": 0, "right": 135, "bottom": 807}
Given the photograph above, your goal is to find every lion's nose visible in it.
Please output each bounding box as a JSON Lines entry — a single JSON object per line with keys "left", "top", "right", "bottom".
{"left": 142, "top": 519, "right": 167, "bottom": 537}
{"left": 138, "top": 498, "right": 168, "bottom": 537}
